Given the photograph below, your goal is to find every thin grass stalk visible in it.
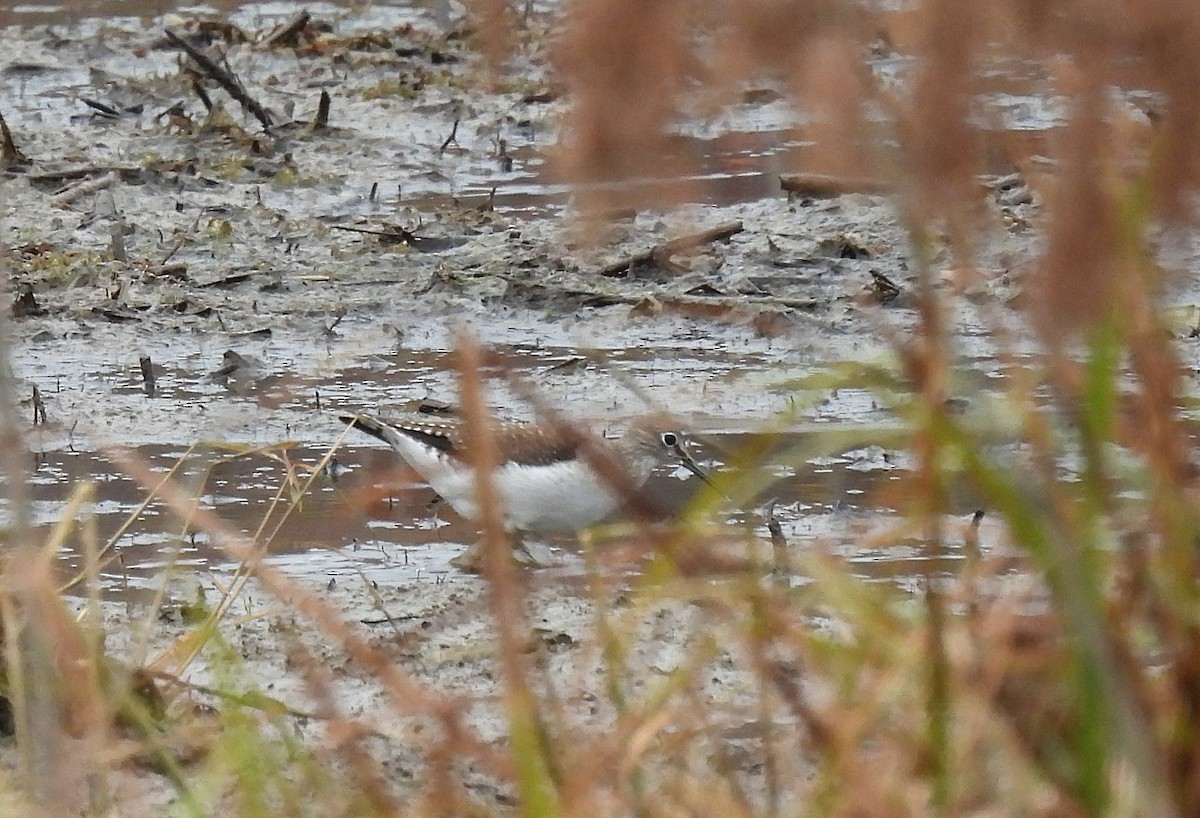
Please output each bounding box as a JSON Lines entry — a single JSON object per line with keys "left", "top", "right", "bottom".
{"left": 76, "top": 482, "right": 113, "bottom": 814}
{"left": 902, "top": 220, "right": 952, "bottom": 814}
{"left": 0, "top": 242, "right": 30, "bottom": 541}
{"left": 1072, "top": 321, "right": 1123, "bottom": 814}
{"left": 580, "top": 540, "right": 653, "bottom": 816}
{"left": 112, "top": 450, "right": 511, "bottom": 779}
{"left": 455, "top": 331, "right": 560, "bottom": 817}
{"left": 58, "top": 442, "right": 201, "bottom": 595}
{"left": 745, "top": 590, "right": 781, "bottom": 818}
{"left": 0, "top": 239, "right": 46, "bottom": 800}
{"left": 164, "top": 429, "right": 355, "bottom": 677}
{"left": 6, "top": 481, "right": 104, "bottom": 811}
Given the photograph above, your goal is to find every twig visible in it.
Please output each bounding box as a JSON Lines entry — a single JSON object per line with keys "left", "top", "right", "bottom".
{"left": 324, "top": 309, "right": 346, "bottom": 335}
{"left": 165, "top": 28, "right": 273, "bottom": 130}
{"left": 329, "top": 224, "right": 394, "bottom": 236}
{"left": 28, "top": 166, "right": 138, "bottom": 186}
{"left": 767, "top": 500, "right": 790, "bottom": 577}
{"left": 32, "top": 384, "right": 46, "bottom": 426}
{"left": 52, "top": 171, "right": 120, "bottom": 207}
{"left": 191, "top": 80, "right": 213, "bottom": 112}
{"left": 596, "top": 220, "right": 743, "bottom": 277}
{"left": 438, "top": 117, "right": 459, "bottom": 154}
{"left": 359, "top": 614, "right": 421, "bottom": 625}
{"left": 314, "top": 90, "right": 331, "bottom": 130}
{"left": 159, "top": 211, "right": 203, "bottom": 265}
{"left": 330, "top": 223, "right": 414, "bottom": 241}
{"left": 139, "top": 355, "right": 156, "bottom": 397}
{"left": 869, "top": 270, "right": 901, "bottom": 304}
{"left": 264, "top": 10, "right": 311, "bottom": 48}
{"left": 154, "top": 100, "right": 187, "bottom": 121}
{"left": 0, "top": 109, "right": 31, "bottom": 169}
{"left": 778, "top": 172, "right": 891, "bottom": 197}
{"left": 80, "top": 98, "right": 121, "bottom": 119}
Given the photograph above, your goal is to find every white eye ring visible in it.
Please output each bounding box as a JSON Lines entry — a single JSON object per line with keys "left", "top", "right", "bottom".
{"left": 661, "top": 432, "right": 679, "bottom": 447}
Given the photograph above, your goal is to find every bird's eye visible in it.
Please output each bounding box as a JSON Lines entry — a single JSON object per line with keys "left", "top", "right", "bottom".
{"left": 661, "top": 432, "right": 678, "bottom": 447}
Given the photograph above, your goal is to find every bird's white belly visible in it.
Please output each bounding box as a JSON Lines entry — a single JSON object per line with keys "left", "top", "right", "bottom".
{"left": 386, "top": 436, "right": 480, "bottom": 519}
{"left": 495, "top": 460, "right": 623, "bottom": 532}
{"left": 387, "top": 435, "right": 628, "bottom": 532}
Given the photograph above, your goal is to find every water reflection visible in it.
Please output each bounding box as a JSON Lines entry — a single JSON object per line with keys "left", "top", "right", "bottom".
{"left": 7, "top": 426, "right": 991, "bottom": 600}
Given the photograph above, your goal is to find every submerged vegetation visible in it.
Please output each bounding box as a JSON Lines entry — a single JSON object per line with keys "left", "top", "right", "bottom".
{"left": 3, "top": 0, "right": 1200, "bottom": 816}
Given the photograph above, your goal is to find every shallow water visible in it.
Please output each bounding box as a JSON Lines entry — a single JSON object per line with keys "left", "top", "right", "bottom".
{"left": 0, "top": 0, "right": 1047, "bottom": 597}
{"left": 23, "top": 385, "right": 996, "bottom": 600}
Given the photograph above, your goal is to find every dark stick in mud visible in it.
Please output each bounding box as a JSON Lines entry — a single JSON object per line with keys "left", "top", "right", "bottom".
{"left": 265, "top": 10, "right": 312, "bottom": 48}
{"left": 767, "top": 499, "right": 790, "bottom": 577}
{"left": 139, "top": 356, "right": 156, "bottom": 397}
{"left": 597, "top": 220, "right": 744, "bottom": 277}
{"left": 438, "top": 117, "right": 460, "bottom": 154}
{"left": 329, "top": 224, "right": 414, "bottom": 240}
{"left": 165, "top": 28, "right": 274, "bottom": 130}
{"left": 31, "top": 385, "right": 46, "bottom": 426}
{"left": 28, "top": 165, "right": 137, "bottom": 186}
{"left": 869, "top": 270, "right": 902, "bottom": 304}
{"left": 191, "top": 80, "right": 213, "bottom": 112}
{"left": 81, "top": 98, "right": 121, "bottom": 119}
{"left": 0, "top": 109, "right": 30, "bottom": 169}
{"left": 779, "top": 172, "right": 891, "bottom": 198}
{"left": 314, "top": 90, "right": 331, "bottom": 130}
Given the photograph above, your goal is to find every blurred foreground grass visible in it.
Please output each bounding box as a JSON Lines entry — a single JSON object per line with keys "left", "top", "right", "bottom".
{"left": 5, "top": 0, "right": 1200, "bottom": 816}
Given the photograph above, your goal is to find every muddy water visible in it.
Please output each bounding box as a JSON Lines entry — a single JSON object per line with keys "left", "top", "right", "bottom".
{"left": 0, "top": 0, "right": 1047, "bottom": 597}
{"left": 24, "top": 343, "right": 994, "bottom": 601}
{"left": 31, "top": 428, "right": 959, "bottom": 597}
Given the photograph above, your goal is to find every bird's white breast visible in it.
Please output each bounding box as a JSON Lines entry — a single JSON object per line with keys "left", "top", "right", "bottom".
{"left": 382, "top": 428, "right": 641, "bottom": 532}
{"left": 493, "top": 459, "right": 624, "bottom": 532}
{"left": 383, "top": 433, "right": 480, "bottom": 519}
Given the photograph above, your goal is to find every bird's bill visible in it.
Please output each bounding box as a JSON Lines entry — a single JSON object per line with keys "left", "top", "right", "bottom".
{"left": 671, "top": 441, "right": 716, "bottom": 488}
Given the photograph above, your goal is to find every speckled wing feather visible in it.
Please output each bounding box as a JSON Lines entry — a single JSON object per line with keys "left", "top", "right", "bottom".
{"left": 341, "top": 414, "right": 581, "bottom": 465}
{"left": 491, "top": 423, "right": 581, "bottom": 466}
{"left": 340, "top": 415, "right": 455, "bottom": 454}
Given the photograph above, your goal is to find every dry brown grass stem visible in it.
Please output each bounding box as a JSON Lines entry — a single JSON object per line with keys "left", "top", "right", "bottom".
{"left": 0, "top": 241, "right": 32, "bottom": 542}
{"left": 455, "top": 330, "right": 559, "bottom": 814}
{"left": 0, "top": 235, "right": 97, "bottom": 809}
{"left": 111, "top": 449, "right": 513, "bottom": 784}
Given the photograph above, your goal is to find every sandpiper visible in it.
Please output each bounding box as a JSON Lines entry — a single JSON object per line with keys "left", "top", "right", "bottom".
{"left": 340, "top": 412, "right": 712, "bottom": 564}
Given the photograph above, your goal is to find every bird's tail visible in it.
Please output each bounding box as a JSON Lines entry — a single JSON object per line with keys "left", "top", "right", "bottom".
{"left": 339, "top": 414, "right": 392, "bottom": 444}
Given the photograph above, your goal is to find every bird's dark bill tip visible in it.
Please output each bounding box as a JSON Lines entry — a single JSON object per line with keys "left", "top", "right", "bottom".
{"left": 677, "top": 450, "right": 716, "bottom": 488}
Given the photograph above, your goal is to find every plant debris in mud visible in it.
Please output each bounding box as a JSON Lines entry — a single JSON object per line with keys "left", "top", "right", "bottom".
{"left": 7, "top": 1, "right": 1200, "bottom": 817}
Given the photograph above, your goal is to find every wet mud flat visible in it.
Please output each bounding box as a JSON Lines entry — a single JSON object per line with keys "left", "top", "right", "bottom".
{"left": 4, "top": 2, "right": 1193, "bottom": 812}
{"left": 0, "top": 2, "right": 1046, "bottom": 583}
